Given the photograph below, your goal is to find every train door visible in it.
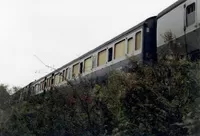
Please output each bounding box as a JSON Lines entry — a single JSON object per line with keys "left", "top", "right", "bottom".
{"left": 184, "top": 0, "right": 200, "bottom": 58}
{"left": 184, "top": 0, "right": 197, "bottom": 33}
{"left": 142, "top": 17, "right": 157, "bottom": 63}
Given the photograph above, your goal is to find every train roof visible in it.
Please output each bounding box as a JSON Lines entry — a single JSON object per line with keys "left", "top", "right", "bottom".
{"left": 157, "top": 0, "right": 187, "bottom": 18}
{"left": 34, "top": 19, "right": 145, "bottom": 83}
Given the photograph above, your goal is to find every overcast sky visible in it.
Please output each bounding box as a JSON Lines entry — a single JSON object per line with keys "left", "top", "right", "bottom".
{"left": 0, "top": 0, "right": 177, "bottom": 87}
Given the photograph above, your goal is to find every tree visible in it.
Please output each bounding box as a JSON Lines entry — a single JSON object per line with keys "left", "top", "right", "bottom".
{"left": 0, "top": 84, "right": 10, "bottom": 107}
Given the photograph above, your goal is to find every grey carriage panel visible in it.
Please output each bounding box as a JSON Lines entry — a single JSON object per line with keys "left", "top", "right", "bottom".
{"left": 157, "top": 27, "right": 200, "bottom": 54}
{"left": 157, "top": 0, "right": 187, "bottom": 19}
{"left": 34, "top": 21, "right": 145, "bottom": 83}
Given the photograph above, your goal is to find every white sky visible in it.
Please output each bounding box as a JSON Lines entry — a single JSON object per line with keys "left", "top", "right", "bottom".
{"left": 0, "top": 0, "right": 177, "bottom": 87}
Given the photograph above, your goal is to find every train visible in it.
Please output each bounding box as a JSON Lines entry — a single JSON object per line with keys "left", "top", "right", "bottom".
{"left": 17, "top": 0, "right": 200, "bottom": 98}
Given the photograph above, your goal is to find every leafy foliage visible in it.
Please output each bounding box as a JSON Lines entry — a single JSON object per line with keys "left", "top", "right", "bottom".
{"left": 1, "top": 56, "right": 200, "bottom": 136}
{"left": 0, "top": 84, "right": 10, "bottom": 107}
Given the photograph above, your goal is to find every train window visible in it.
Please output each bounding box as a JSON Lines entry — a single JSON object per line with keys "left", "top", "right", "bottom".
{"left": 46, "top": 79, "right": 48, "bottom": 87}
{"left": 135, "top": 31, "right": 141, "bottom": 51}
{"left": 48, "top": 77, "right": 51, "bottom": 87}
{"left": 43, "top": 82, "right": 45, "bottom": 89}
{"left": 44, "top": 81, "right": 46, "bottom": 88}
{"left": 84, "top": 57, "right": 92, "bottom": 72}
{"left": 186, "top": 3, "right": 195, "bottom": 27}
{"left": 65, "top": 69, "right": 68, "bottom": 80}
{"left": 127, "top": 38, "right": 133, "bottom": 54}
{"left": 68, "top": 68, "right": 71, "bottom": 79}
{"left": 73, "top": 63, "right": 79, "bottom": 77}
{"left": 48, "top": 78, "right": 51, "bottom": 87}
{"left": 98, "top": 49, "right": 107, "bottom": 66}
{"left": 63, "top": 70, "right": 65, "bottom": 81}
{"left": 92, "top": 55, "right": 97, "bottom": 68}
{"left": 42, "top": 81, "right": 45, "bottom": 90}
{"left": 108, "top": 48, "right": 113, "bottom": 62}
{"left": 41, "top": 82, "right": 44, "bottom": 90}
{"left": 59, "top": 73, "right": 61, "bottom": 83}
{"left": 40, "top": 83, "right": 42, "bottom": 90}
{"left": 57, "top": 74, "right": 60, "bottom": 84}
{"left": 47, "top": 79, "right": 49, "bottom": 87}
{"left": 146, "top": 28, "right": 150, "bottom": 33}
{"left": 114, "top": 40, "right": 125, "bottom": 59}
{"left": 51, "top": 74, "right": 54, "bottom": 85}
{"left": 80, "top": 62, "right": 83, "bottom": 74}
{"left": 51, "top": 77, "right": 54, "bottom": 85}
{"left": 36, "top": 85, "right": 38, "bottom": 92}
{"left": 56, "top": 74, "right": 60, "bottom": 84}
{"left": 54, "top": 74, "right": 59, "bottom": 85}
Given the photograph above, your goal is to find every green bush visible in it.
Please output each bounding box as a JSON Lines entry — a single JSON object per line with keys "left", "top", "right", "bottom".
{"left": 1, "top": 56, "right": 200, "bottom": 136}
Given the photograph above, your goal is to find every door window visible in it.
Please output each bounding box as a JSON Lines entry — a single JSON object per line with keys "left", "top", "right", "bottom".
{"left": 114, "top": 40, "right": 125, "bottom": 59}
{"left": 186, "top": 3, "right": 196, "bottom": 27}
{"left": 135, "top": 31, "right": 142, "bottom": 51}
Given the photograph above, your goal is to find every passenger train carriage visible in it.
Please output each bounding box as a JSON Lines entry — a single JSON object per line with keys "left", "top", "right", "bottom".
{"left": 19, "top": 0, "right": 200, "bottom": 96}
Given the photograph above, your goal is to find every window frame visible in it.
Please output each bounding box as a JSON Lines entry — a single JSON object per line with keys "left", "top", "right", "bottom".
{"left": 114, "top": 39, "right": 126, "bottom": 59}
{"left": 47, "top": 78, "right": 49, "bottom": 87}
{"left": 58, "top": 73, "right": 61, "bottom": 83}
{"left": 62, "top": 70, "right": 65, "bottom": 81}
{"left": 135, "top": 31, "right": 142, "bottom": 51}
{"left": 186, "top": 2, "right": 196, "bottom": 27}
{"left": 127, "top": 37, "right": 133, "bottom": 54}
{"left": 72, "top": 63, "right": 80, "bottom": 77}
{"left": 65, "top": 68, "right": 68, "bottom": 80}
{"left": 54, "top": 73, "right": 59, "bottom": 85}
{"left": 84, "top": 56, "right": 93, "bottom": 72}
{"left": 51, "top": 76, "right": 54, "bottom": 85}
{"left": 97, "top": 49, "right": 107, "bottom": 66}
{"left": 108, "top": 47, "right": 113, "bottom": 62}
{"left": 80, "top": 62, "right": 83, "bottom": 74}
